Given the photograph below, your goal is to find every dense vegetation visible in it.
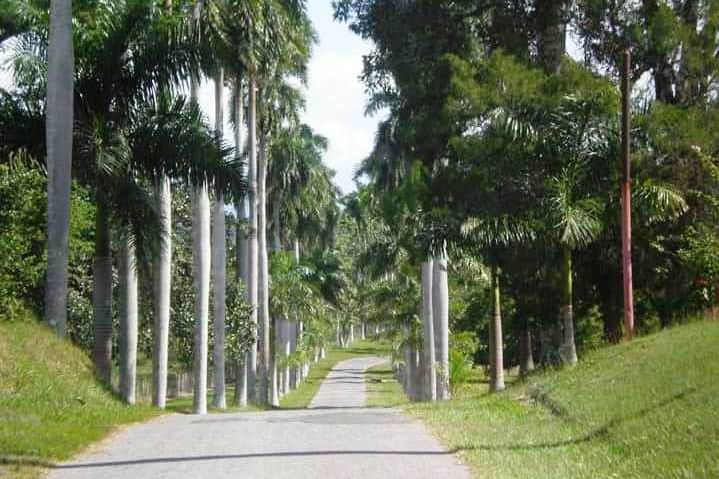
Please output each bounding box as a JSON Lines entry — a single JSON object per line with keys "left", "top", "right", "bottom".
{"left": 333, "top": 0, "right": 719, "bottom": 398}
{"left": 0, "top": 1, "right": 717, "bottom": 477}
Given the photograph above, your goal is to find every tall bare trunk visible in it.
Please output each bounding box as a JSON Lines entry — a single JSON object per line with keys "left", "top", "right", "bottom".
{"left": 519, "top": 314, "right": 535, "bottom": 376}
{"left": 212, "top": 69, "right": 227, "bottom": 410}
{"left": 433, "top": 254, "right": 450, "bottom": 400}
{"left": 421, "top": 260, "right": 436, "bottom": 401}
{"left": 92, "top": 195, "right": 113, "bottom": 385}
{"left": 257, "top": 132, "right": 270, "bottom": 405}
{"left": 234, "top": 354, "right": 247, "bottom": 407}
{"left": 192, "top": 181, "right": 211, "bottom": 415}
{"left": 152, "top": 176, "right": 172, "bottom": 408}
{"left": 246, "top": 76, "right": 259, "bottom": 402}
{"left": 45, "top": 0, "right": 74, "bottom": 337}
{"left": 561, "top": 247, "right": 578, "bottom": 365}
{"left": 119, "top": 236, "right": 138, "bottom": 405}
{"left": 235, "top": 77, "right": 248, "bottom": 284}
{"left": 489, "top": 265, "right": 505, "bottom": 392}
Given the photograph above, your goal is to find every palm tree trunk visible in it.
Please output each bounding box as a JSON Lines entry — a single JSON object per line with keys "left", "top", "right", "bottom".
{"left": 152, "top": 175, "right": 172, "bottom": 408}
{"left": 212, "top": 69, "right": 227, "bottom": 410}
{"left": 212, "top": 192, "right": 227, "bottom": 409}
{"left": 519, "top": 313, "right": 535, "bottom": 376}
{"left": 235, "top": 77, "right": 248, "bottom": 284}
{"left": 119, "top": 235, "right": 138, "bottom": 405}
{"left": 421, "top": 260, "right": 436, "bottom": 401}
{"left": 92, "top": 194, "right": 113, "bottom": 385}
{"left": 283, "top": 319, "right": 291, "bottom": 394}
{"left": 234, "top": 354, "right": 248, "bottom": 407}
{"left": 246, "top": 76, "right": 259, "bottom": 403}
{"left": 561, "top": 247, "right": 578, "bottom": 365}
{"left": 192, "top": 181, "right": 211, "bottom": 415}
{"left": 432, "top": 254, "right": 450, "bottom": 400}
{"left": 489, "top": 265, "right": 505, "bottom": 392}
{"left": 45, "top": 0, "right": 74, "bottom": 338}
{"left": 257, "top": 132, "right": 270, "bottom": 405}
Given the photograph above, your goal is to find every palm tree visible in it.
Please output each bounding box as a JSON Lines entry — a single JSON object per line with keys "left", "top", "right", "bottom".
{"left": 432, "top": 252, "right": 450, "bottom": 400}
{"left": 546, "top": 165, "right": 602, "bottom": 365}
{"left": 119, "top": 235, "right": 138, "bottom": 404}
{"left": 212, "top": 68, "right": 228, "bottom": 410}
{"left": 45, "top": 0, "right": 74, "bottom": 337}
{"left": 421, "top": 259, "right": 436, "bottom": 401}
{"left": 153, "top": 0, "right": 175, "bottom": 411}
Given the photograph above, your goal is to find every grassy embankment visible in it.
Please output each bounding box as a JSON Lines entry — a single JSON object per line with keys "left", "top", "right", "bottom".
{"left": 0, "top": 320, "right": 158, "bottom": 479}
{"left": 365, "top": 320, "right": 719, "bottom": 478}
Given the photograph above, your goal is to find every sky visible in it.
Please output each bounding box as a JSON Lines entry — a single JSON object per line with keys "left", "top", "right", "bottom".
{"left": 196, "top": 0, "right": 379, "bottom": 195}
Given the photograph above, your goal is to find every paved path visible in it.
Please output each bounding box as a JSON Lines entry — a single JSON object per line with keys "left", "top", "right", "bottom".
{"left": 47, "top": 356, "right": 471, "bottom": 479}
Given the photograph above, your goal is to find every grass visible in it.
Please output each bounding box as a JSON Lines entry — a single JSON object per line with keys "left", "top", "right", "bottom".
{"left": 365, "top": 362, "right": 409, "bottom": 408}
{"left": 405, "top": 319, "right": 719, "bottom": 479}
{"left": 0, "top": 320, "right": 158, "bottom": 479}
{"left": 280, "top": 340, "right": 390, "bottom": 409}
{"left": 165, "top": 386, "right": 264, "bottom": 414}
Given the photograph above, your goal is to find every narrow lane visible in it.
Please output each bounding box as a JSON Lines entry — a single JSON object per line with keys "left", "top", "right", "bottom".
{"left": 47, "top": 356, "right": 472, "bottom": 479}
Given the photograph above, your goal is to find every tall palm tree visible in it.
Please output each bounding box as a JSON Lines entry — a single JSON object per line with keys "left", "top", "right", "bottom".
{"left": 45, "top": 0, "right": 74, "bottom": 337}
{"left": 119, "top": 235, "right": 138, "bottom": 404}
{"left": 432, "top": 252, "right": 450, "bottom": 400}
{"left": 212, "top": 68, "right": 228, "bottom": 410}
{"left": 546, "top": 165, "right": 602, "bottom": 365}
{"left": 191, "top": 0, "right": 209, "bottom": 415}
{"left": 153, "top": 0, "right": 175, "bottom": 411}
{"left": 421, "top": 259, "right": 436, "bottom": 401}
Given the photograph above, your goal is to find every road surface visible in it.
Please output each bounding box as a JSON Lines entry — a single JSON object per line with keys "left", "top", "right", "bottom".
{"left": 46, "top": 356, "right": 471, "bottom": 479}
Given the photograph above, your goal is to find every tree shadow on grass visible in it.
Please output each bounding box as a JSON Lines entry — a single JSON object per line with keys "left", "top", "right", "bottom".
{"left": 448, "top": 388, "right": 696, "bottom": 452}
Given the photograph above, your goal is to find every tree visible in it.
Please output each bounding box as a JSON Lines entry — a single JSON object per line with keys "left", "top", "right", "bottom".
{"left": 212, "top": 68, "right": 228, "bottom": 410}
{"left": 45, "top": 0, "right": 74, "bottom": 337}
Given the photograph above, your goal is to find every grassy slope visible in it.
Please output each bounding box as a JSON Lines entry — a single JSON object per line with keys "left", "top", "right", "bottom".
{"left": 0, "top": 321, "right": 157, "bottom": 479}
{"left": 280, "top": 340, "right": 389, "bottom": 409}
{"left": 406, "top": 320, "right": 719, "bottom": 479}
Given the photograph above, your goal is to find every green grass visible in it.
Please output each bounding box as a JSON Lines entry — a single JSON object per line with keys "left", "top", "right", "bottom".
{"left": 280, "top": 340, "right": 390, "bottom": 409}
{"left": 406, "top": 319, "right": 719, "bottom": 479}
{"left": 365, "top": 362, "right": 409, "bottom": 408}
{"left": 0, "top": 320, "right": 158, "bottom": 479}
{"left": 165, "top": 386, "right": 264, "bottom": 414}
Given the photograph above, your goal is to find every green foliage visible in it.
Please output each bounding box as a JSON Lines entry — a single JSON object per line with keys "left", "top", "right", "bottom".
{"left": 0, "top": 162, "right": 95, "bottom": 324}
{"left": 448, "top": 348, "right": 473, "bottom": 397}
{"left": 225, "top": 280, "right": 256, "bottom": 363}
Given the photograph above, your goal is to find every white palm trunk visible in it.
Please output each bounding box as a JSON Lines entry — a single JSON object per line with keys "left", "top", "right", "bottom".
{"left": 212, "top": 69, "right": 227, "bottom": 410}
{"left": 233, "top": 76, "right": 248, "bottom": 408}
{"left": 235, "top": 77, "right": 248, "bottom": 284}
{"left": 234, "top": 351, "right": 248, "bottom": 407}
{"left": 282, "top": 320, "right": 291, "bottom": 394}
{"left": 192, "top": 181, "right": 211, "bottom": 415}
{"left": 45, "top": 0, "right": 74, "bottom": 337}
{"left": 432, "top": 253, "right": 450, "bottom": 400}
{"left": 258, "top": 133, "right": 270, "bottom": 405}
{"left": 489, "top": 265, "right": 505, "bottom": 392}
{"left": 212, "top": 191, "right": 227, "bottom": 409}
{"left": 421, "top": 260, "right": 437, "bottom": 401}
{"left": 152, "top": 175, "right": 172, "bottom": 408}
{"left": 119, "top": 235, "right": 138, "bottom": 405}
{"left": 246, "top": 77, "right": 259, "bottom": 403}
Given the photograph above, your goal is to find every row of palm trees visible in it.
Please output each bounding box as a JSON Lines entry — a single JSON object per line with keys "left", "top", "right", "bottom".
{"left": 25, "top": 0, "right": 338, "bottom": 412}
